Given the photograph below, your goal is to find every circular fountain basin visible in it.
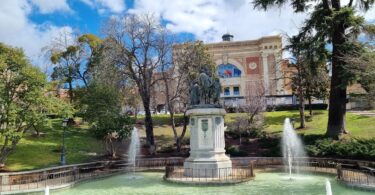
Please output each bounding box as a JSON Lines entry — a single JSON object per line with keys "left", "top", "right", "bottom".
{"left": 46, "top": 171, "right": 373, "bottom": 195}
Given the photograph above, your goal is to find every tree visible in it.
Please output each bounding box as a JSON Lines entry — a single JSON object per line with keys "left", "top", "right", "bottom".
{"left": 343, "top": 44, "right": 375, "bottom": 108}
{"left": 285, "top": 35, "right": 328, "bottom": 128}
{"left": 102, "top": 14, "right": 171, "bottom": 153}
{"left": 253, "top": 0, "right": 375, "bottom": 138}
{"left": 79, "top": 82, "right": 133, "bottom": 158}
{"left": 160, "top": 41, "right": 216, "bottom": 152}
{"left": 0, "top": 43, "right": 46, "bottom": 166}
{"left": 48, "top": 32, "right": 103, "bottom": 103}
{"left": 31, "top": 93, "right": 74, "bottom": 136}
{"left": 304, "top": 65, "right": 329, "bottom": 116}
{"left": 243, "top": 81, "right": 267, "bottom": 127}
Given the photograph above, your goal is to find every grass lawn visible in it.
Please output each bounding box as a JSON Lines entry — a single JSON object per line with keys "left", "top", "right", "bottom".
{"left": 261, "top": 110, "right": 375, "bottom": 138}
{"left": 142, "top": 110, "right": 375, "bottom": 142}
{"left": 5, "top": 119, "right": 104, "bottom": 171}
{"left": 5, "top": 110, "right": 375, "bottom": 171}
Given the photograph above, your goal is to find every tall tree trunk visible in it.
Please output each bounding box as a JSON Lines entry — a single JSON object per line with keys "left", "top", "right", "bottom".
{"left": 326, "top": 10, "right": 347, "bottom": 138}
{"left": 298, "top": 92, "right": 305, "bottom": 129}
{"left": 68, "top": 80, "right": 73, "bottom": 103}
{"left": 143, "top": 98, "right": 155, "bottom": 154}
{"left": 297, "top": 71, "right": 305, "bottom": 129}
{"left": 177, "top": 111, "right": 189, "bottom": 152}
{"left": 308, "top": 95, "right": 313, "bottom": 116}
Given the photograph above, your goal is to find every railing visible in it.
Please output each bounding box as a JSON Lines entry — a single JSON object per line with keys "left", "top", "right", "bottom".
{"left": 0, "top": 157, "right": 374, "bottom": 193}
{"left": 337, "top": 164, "right": 375, "bottom": 189}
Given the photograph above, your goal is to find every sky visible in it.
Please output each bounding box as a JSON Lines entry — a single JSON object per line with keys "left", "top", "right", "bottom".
{"left": 0, "top": 0, "right": 374, "bottom": 70}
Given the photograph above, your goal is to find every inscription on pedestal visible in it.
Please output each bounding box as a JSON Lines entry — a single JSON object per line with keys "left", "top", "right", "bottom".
{"left": 198, "top": 118, "right": 213, "bottom": 149}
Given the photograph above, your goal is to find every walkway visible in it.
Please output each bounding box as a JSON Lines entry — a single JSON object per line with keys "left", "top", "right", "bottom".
{"left": 349, "top": 110, "right": 375, "bottom": 117}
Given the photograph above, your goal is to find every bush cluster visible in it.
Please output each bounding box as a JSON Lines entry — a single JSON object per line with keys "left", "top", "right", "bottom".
{"left": 266, "top": 104, "right": 328, "bottom": 111}
{"left": 225, "top": 145, "right": 248, "bottom": 157}
{"left": 305, "top": 138, "right": 375, "bottom": 161}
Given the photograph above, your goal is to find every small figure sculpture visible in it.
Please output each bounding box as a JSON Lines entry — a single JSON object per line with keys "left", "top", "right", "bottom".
{"left": 190, "top": 82, "right": 200, "bottom": 105}
{"left": 198, "top": 69, "right": 212, "bottom": 104}
{"left": 210, "top": 77, "right": 221, "bottom": 104}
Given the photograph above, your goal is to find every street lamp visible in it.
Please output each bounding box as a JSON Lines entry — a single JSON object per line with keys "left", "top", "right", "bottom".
{"left": 60, "top": 119, "right": 68, "bottom": 166}
{"left": 290, "top": 118, "right": 296, "bottom": 129}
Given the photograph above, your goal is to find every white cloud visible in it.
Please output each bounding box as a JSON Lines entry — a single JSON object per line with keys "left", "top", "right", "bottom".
{"left": 29, "top": 0, "right": 72, "bottom": 14}
{"left": 130, "top": 0, "right": 375, "bottom": 43}
{"left": 0, "top": 0, "right": 73, "bottom": 70}
{"left": 80, "top": 0, "right": 126, "bottom": 14}
{"left": 129, "top": 0, "right": 307, "bottom": 42}
{"left": 364, "top": 7, "right": 375, "bottom": 22}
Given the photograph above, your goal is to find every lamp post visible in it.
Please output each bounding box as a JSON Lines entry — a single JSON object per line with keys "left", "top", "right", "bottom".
{"left": 291, "top": 118, "right": 296, "bottom": 129}
{"left": 60, "top": 119, "right": 68, "bottom": 166}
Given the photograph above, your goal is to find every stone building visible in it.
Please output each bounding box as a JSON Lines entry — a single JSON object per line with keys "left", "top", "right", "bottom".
{"left": 150, "top": 34, "right": 296, "bottom": 112}
{"left": 204, "top": 34, "right": 294, "bottom": 108}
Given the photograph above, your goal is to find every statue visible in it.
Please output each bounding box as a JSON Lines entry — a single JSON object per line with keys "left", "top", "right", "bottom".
{"left": 190, "top": 82, "right": 200, "bottom": 105}
{"left": 210, "top": 77, "right": 221, "bottom": 104}
{"left": 198, "top": 69, "right": 212, "bottom": 104}
{"left": 188, "top": 67, "right": 222, "bottom": 108}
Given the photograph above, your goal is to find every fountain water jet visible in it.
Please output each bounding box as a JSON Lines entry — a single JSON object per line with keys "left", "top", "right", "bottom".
{"left": 325, "top": 178, "right": 333, "bottom": 195}
{"left": 127, "top": 127, "right": 140, "bottom": 175}
{"left": 44, "top": 186, "right": 49, "bottom": 195}
{"left": 282, "top": 118, "right": 307, "bottom": 179}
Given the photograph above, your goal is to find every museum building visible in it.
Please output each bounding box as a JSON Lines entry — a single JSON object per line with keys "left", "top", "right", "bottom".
{"left": 204, "top": 34, "right": 294, "bottom": 108}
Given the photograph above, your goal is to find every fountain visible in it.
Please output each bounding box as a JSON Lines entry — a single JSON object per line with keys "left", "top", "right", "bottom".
{"left": 282, "top": 118, "right": 307, "bottom": 179}
{"left": 127, "top": 127, "right": 140, "bottom": 174}
{"left": 44, "top": 186, "right": 49, "bottom": 195}
{"left": 325, "top": 178, "right": 333, "bottom": 195}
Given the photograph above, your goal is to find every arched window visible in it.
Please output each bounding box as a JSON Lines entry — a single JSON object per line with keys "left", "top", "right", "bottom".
{"left": 217, "top": 64, "right": 241, "bottom": 78}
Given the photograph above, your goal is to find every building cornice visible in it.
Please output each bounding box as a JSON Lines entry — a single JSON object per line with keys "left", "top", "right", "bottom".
{"left": 204, "top": 35, "right": 282, "bottom": 49}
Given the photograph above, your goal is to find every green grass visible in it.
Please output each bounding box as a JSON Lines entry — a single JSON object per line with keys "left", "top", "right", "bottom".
{"left": 5, "top": 119, "right": 103, "bottom": 171}
{"left": 139, "top": 110, "right": 375, "bottom": 139}
{"left": 260, "top": 110, "right": 375, "bottom": 138}
{"left": 5, "top": 110, "right": 375, "bottom": 171}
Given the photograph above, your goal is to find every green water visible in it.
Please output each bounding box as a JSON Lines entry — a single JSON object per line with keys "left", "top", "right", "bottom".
{"left": 50, "top": 171, "right": 373, "bottom": 195}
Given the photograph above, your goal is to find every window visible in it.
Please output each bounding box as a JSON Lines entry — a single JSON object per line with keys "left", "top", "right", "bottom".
{"left": 224, "top": 87, "right": 230, "bottom": 96}
{"left": 217, "top": 64, "right": 242, "bottom": 78}
{"left": 233, "top": 86, "right": 240, "bottom": 95}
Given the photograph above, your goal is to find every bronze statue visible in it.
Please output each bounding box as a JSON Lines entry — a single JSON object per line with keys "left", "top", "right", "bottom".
{"left": 190, "top": 82, "right": 200, "bottom": 105}
{"left": 210, "top": 77, "right": 221, "bottom": 104}
{"left": 198, "top": 70, "right": 212, "bottom": 104}
{"left": 188, "top": 67, "right": 222, "bottom": 108}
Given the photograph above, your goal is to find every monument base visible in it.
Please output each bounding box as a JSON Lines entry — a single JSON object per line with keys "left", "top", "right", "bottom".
{"left": 184, "top": 158, "right": 232, "bottom": 177}
{"left": 183, "top": 108, "right": 232, "bottom": 178}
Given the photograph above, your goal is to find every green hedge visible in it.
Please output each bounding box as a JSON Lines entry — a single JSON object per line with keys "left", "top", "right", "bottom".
{"left": 267, "top": 104, "right": 328, "bottom": 111}
{"left": 225, "top": 145, "right": 248, "bottom": 157}
{"left": 305, "top": 138, "right": 375, "bottom": 161}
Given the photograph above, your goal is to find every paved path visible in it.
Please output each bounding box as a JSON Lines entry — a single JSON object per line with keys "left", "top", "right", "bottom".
{"left": 349, "top": 110, "right": 375, "bottom": 117}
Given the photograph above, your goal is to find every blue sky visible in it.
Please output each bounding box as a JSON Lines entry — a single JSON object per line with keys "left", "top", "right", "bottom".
{"left": 0, "top": 0, "right": 374, "bottom": 71}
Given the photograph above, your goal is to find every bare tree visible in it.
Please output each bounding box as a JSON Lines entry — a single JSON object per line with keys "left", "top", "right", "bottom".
{"left": 102, "top": 14, "right": 172, "bottom": 153}
{"left": 243, "top": 80, "right": 267, "bottom": 126}
{"left": 230, "top": 80, "right": 266, "bottom": 143}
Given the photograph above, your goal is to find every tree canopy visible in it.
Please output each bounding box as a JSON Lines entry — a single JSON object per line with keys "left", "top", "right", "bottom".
{"left": 0, "top": 43, "right": 47, "bottom": 165}
{"left": 253, "top": 0, "right": 375, "bottom": 138}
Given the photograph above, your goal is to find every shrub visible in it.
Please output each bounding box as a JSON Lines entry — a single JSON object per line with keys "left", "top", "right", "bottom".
{"left": 266, "top": 104, "right": 328, "bottom": 111}
{"left": 225, "top": 145, "right": 248, "bottom": 157}
{"left": 305, "top": 138, "right": 375, "bottom": 160}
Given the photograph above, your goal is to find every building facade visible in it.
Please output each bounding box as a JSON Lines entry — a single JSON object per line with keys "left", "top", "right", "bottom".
{"left": 205, "top": 34, "right": 294, "bottom": 108}
{"left": 149, "top": 34, "right": 296, "bottom": 113}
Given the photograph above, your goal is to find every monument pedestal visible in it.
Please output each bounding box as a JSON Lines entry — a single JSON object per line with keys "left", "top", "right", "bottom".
{"left": 184, "top": 108, "right": 232, "bottom": 177}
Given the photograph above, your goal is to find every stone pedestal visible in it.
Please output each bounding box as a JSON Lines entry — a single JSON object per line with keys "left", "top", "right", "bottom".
{"left": 184, "top": 108, "right": 232, "bottom": 177}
